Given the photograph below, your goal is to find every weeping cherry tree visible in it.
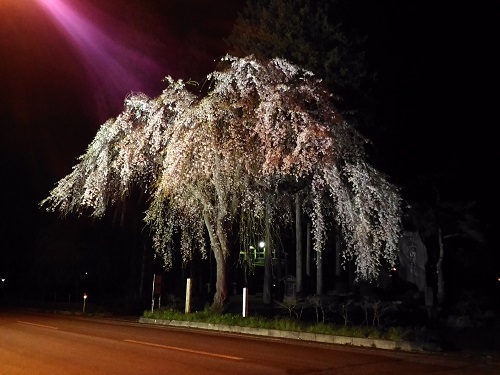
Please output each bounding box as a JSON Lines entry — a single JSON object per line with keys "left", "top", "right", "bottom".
{"left": 41, "top": 55, "right": 402, "bottom": 312}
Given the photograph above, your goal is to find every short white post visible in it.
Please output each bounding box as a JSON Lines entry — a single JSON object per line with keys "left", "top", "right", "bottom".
{"left": 242, "top": 287, "right": 248, "bottom": 318}
{"left": 83, "top": 293, "right": 88, "bottom": 313}
{"left": 185, "top": 278, "right": 192, "bottom": 314}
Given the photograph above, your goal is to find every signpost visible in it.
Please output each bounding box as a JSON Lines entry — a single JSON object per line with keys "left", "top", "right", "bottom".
{"left": 151, "top": 274, "right": 162, "bottom": 313}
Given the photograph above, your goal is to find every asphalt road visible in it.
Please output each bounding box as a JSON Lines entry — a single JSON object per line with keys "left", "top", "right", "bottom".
{"left": 0, "top": 310, "right": 497, "bottom": 375}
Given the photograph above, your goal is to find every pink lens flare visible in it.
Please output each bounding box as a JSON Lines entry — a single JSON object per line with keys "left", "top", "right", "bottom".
{"left": 35, "top": 0, "right": 168, "bottom": 121}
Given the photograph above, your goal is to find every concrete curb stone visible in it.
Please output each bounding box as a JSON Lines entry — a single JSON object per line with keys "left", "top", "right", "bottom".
{"left": 139, "top": 317, "right": 427, "bottom": 352}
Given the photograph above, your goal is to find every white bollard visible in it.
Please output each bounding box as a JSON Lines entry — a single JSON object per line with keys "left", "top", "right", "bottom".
{"left": 185, "top": 278, "right": 192, "bottom": 314}
{"left": 242, "top": 287, "right": 248, "bottom": 318}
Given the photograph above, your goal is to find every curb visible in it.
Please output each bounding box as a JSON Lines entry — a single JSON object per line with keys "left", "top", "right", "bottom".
{"left": 139, "top": 317, "right": 429, "bottom": 352}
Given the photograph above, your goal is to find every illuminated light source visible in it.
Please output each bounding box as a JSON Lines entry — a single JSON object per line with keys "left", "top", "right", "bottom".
{"left": 258, "top": 241, "right": 265, "bottom": 248}
{"left": 83, "top": 292, "right": 88, "bottom": 313}
{"left": 34, "top": 0, "right": 165, "bottom": 120}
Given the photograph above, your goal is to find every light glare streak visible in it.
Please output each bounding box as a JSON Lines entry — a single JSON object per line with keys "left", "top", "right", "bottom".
{"left": 35, "top": 0, "right": 166, "bottom": 120}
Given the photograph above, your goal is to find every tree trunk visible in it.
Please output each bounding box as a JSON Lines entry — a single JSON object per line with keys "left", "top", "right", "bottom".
{"left": 263, "top": 201, "right": 272, "bottom": 304}
{"left": 212, "top": 248, "right": 228, "bottom": 311}
{"left": 202, "top": 208, "right": 229, "bottom": 312}
{"left": 335, "top": 225, "right": 341, "bottom": 278}
{"left": 139, "top": 241, "right": 146, "bottom": 299}
{"left": 436, "top": 227, "right": 445, "bottom": 306}
{"left": 276, "top": 235, "right": 282, "bottom": 299}
{"left": 316, "top": 247, "right": 323, "bottom": 295}
{"left": 306, "top": 222, "right": 311, "bottom": 292}
{"left": 295, "top": 193, "right": 302, "bottom": 295}
{"left": 348, "top": 259, "right": 355, "bottom": 290}
{"left": 263, "top": 255, "right": 272, "bottom": 304}
{"left": 335, "top": 224, "right": 342, "bottom": 291}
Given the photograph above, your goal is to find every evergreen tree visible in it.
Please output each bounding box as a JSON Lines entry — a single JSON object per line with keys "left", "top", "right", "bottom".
{"left": 225, "top": 0, "right": 371, "bottom": 115}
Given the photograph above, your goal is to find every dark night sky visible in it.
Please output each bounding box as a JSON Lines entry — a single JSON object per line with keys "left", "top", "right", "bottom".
{"left": 0, "top": 1, "right": 496, "bottom": 295}
{"left": 0, "top": 0, "right": 244, "bottom": 291}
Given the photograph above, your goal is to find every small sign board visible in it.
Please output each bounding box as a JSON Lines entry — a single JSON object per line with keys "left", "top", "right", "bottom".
{"left": 154, "top": 274, "right": 162, "bottom": 296}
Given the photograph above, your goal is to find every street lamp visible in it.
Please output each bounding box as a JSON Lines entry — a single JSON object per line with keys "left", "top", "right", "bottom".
{"left": 83, "top": 293, "right": 88, "bottom": 313}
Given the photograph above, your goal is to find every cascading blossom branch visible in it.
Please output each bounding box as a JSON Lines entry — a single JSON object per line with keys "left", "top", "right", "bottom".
{"left": 41, "top": 54, "right": 402, "bottom": 310}
{"left": 204, "top": 55, "right": 402, "bottom": 280}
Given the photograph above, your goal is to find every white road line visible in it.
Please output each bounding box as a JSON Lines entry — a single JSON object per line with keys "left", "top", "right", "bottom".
{"left": 124, "top": 339, "right": 243, "bottom": 361}
{"left": 17, "top": 321, "right": 59, "bottom": 330}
